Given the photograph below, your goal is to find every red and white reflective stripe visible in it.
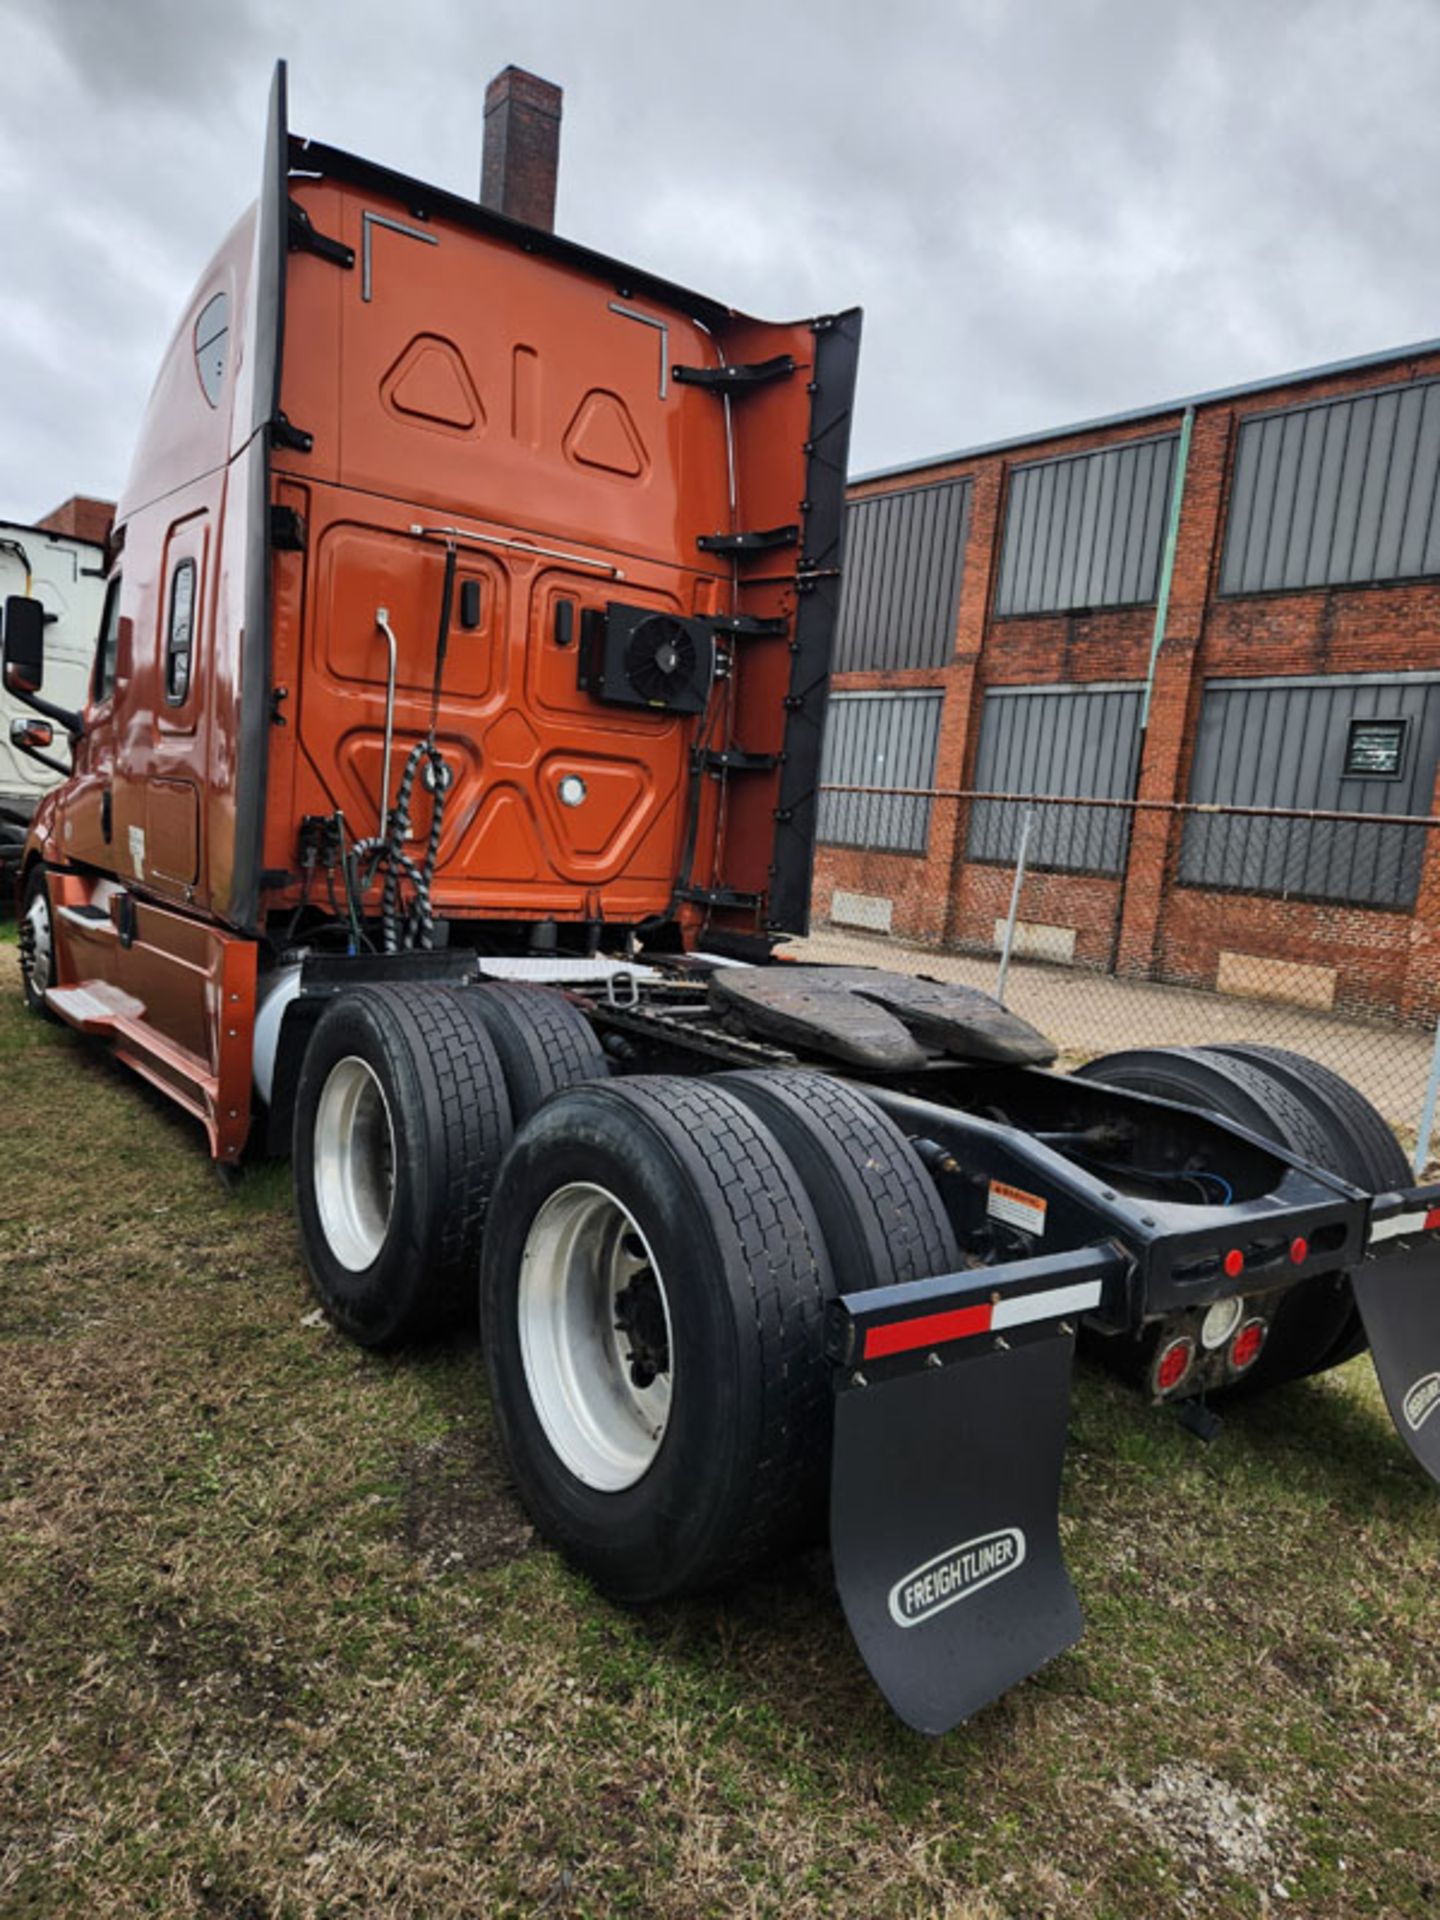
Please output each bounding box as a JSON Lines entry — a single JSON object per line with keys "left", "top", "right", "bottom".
{"left": 861, "top": 1278, "right": 1103, "bottom": 1362}
{"left": 1369, "top": 1206, "right": 1440, "bottom": 1246}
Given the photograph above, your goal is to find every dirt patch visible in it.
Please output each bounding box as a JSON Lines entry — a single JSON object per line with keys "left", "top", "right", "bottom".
{"left": 1114, "top": 1760, "right": 1285, "bottom": 1888}
{"left": 140, "top": 1604, "right": 296, "bottom": 1726}
{"left": 401, "top": 1424, "right": 536, "bottom": 1575}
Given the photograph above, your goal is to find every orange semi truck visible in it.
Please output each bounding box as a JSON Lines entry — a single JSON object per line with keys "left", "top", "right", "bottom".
{"left": 6, "top": 65, "right": 1440, "bottom": 1733}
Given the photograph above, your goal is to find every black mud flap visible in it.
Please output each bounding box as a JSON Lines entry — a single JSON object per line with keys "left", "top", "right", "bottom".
{"left": 1353, "top": 1198, "right": 1440, "bottom": 1481}
{"left": 830, "top": 1328, "right": 1083, "bottom": 1735}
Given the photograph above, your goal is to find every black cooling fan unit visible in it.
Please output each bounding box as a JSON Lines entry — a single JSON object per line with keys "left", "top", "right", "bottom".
{"left": 580, "top": 602, "right": 716, "bottom": 714}
{"left": 626, "top": 616, "right": 699, "bottom": 703}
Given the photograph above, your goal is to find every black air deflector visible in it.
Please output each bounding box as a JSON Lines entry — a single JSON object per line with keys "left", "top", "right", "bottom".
{"left": 578, "top": 602, "right": 715, "bottom": 715}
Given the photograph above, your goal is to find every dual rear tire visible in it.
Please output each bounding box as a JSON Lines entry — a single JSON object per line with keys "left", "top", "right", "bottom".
{"left": 293, "top": 980, "right": 958, "bottom": 1599}
{"left": 479, "top": 1071, "right": 958, "bottom": 1599}
{"left": 1076, "top": 1044, "right": 1406, "bottom": 1391}
{"left": 292, "top": 981, "right": 606, "bottom": 1346}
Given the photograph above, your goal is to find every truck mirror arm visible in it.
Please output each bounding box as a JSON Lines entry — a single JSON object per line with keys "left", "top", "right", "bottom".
{"left": 14, "top": 737, "right": 71, "bottom": 778}
{"left": 5, "top": 679, "right": 84, "bottom": 739}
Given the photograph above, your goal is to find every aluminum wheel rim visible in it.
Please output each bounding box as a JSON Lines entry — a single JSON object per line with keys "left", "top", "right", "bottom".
{"left": 518, "top": 1182, "right": 674, "bottom": 1492}
{"left": 23, "top": 886, "right": 51, "bottom": 998}
{"left": 313, "top": 1056, "right": 396, "bottom": 1272}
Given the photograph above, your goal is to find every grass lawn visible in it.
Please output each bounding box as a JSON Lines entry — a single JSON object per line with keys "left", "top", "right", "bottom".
{"left": 1, "top": 935, "right": 1436, "bottom": 1918}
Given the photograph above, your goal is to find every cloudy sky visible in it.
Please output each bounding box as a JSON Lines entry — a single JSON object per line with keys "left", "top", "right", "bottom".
{"left": 2, "top": 0, "right": 1439, "bottom": 519}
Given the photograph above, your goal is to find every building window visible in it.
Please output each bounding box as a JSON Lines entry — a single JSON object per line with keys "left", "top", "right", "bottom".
{"left": 165, "top": 560, "right": 196, "bottom": 705}
{"left": 965, "top": 682, "right": 1143, "bottom": 875}
{"left": 1343, "top": 716, "right": 1407, "bottom": 779}
{"left": 1220, "top": 379, "right": 1440, "bottom": 596}
{"left": 834, "top": 480, "right": 971, "bottom": 671}
{"left": 194, "top": 292, "right": 229, "bottom": 408}
{"left": 817, "top": 691, "right": 944, "bottom": 854}
{"left": 1180, "top": 674, "right": 1440, "bottom": 909}
{"left": 995, "top": 435, "right": 1178, "bottom": 617}
{"left": 92, "top": 574, "right": 121, "bottom": 704}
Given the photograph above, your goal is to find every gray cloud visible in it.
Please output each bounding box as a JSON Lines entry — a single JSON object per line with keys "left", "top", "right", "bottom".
{"left": 2, "top": 0, "right": 1438, "bottom": 517}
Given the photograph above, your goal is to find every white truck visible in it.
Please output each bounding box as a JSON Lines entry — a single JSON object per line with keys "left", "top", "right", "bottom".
{"left": 0, "top": 521, "right": 105, "bottom": 885}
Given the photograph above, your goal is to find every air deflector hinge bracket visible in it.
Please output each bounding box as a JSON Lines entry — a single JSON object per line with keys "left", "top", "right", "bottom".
{"left": 672, "top": 355, "right": 796, "bottom": 394}
{"left": 270, "top": 411, "right": 314, "bottom": 454}
{"left": 697, "top": 524, "right": 799, "bottom": 555}
{"left": 696, "top": 748, "right": 779, "bottom": 775}
{"left": 706, "top": 613, "right": 789, "bottom": 638}
{"left": 287, "top": 199, "right": 355, "bottom": 269}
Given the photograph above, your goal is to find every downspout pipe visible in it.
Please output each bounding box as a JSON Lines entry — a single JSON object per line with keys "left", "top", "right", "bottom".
{"left": 1107, "top": 406, "right": 1193, "bottom": 972}
{"left": 1139, "top": 405, "right": 1194, "bottom": 732}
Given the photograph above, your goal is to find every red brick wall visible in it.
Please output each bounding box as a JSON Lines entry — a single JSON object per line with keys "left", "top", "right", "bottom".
{"left": 815, "top": 347, "right": 1440, "bottom": 1021}
{"left": 35, "top": 495, "right": 114, "bottom": 548}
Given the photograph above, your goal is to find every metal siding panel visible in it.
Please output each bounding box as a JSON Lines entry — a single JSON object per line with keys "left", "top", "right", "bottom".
{"left": 1100, "top": 443, "right": 1136, "bottom": 605}
{"left": 1282, "top": 408, "right": 1327, "bottom": 588}
{"left": 1303, "top": 402, "right": 1347, "bottom": 584}
{"left": 1331, "top": 394, "right": 1375, "bottom": 583}
{"left": 1243, "top": 416, "right": 1283, "bottom": 591}
{"left": 1114, "top": 442, "right": 1147, "bottom": 603}
{"left": 1400, "top": 384, "right": 1440, "bottom": 574}
{"left": 1350, "top": 388, "right": 1399, "bottom": 582}
{"left": 1038, "top": 461, "right": 1068, "bottom": 611}
{"left": 1261, "top": 410, "right": 1306, "bottom": 589}
{"left": 817, "top": 693, "right": 943, "bottom": 852}
{"left": 1022, "top": 466, "right": 1052, "bottom": 615}
{"left": 1179, "top": 675, "right": 1437, "bottom": 907}
{"left": 1375, "top": 385, "right": 1424, "bottom": 581}
{"left": 833, "top": 483, "right": 971, "bottom": 672}
{"left": 1220, "top": 419, "right": 1261, "bottom": 594}
{"left": 1071, "top": 454, "right": 1103, "bottom": 608}
{"left": 1086, "top": 449, "right": 1120, "bottom": 604}
{"left": 1138, "top": 436, "right": 1175, "bottom": 599}
{"left": 995, "top": 469, "right": 1027, "bottom": 618}
{"left": 965, "top": 685, "right": 1140, "bottom": 874}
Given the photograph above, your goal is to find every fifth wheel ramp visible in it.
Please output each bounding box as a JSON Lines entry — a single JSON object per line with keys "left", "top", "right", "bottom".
{"left": 709, "top": 965, "right": 1056, "bottom": 1070}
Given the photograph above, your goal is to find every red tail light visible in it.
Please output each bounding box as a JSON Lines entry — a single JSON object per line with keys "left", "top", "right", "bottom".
{"left": 1155, "top": 1336, "right": 1194, "bottom": 1395}
{"left": 1288, "top": 1236, "right": 1309, "bottom": 1265}
{"left": 1230, "top": 1319, "right": 1266, "bottom": 1372}
{"left": 1222, "top": 1248, "right": 1244, "bottom": 1279}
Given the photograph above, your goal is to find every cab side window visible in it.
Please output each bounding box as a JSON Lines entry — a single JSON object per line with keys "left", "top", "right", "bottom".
{"left": 165, "top": 560, "right": 196, "bottom": 704}
{"left": 92, "top": 575, "right": 122, "bottom": 704}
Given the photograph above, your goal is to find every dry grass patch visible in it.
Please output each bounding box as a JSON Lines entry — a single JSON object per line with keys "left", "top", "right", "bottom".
{"left": 0, "top": 939, "right": 1437, "bottom": 1917}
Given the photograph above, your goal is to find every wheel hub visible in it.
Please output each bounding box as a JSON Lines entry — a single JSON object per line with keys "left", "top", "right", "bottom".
{"left": 312, "top": 1055, "right": 396, "bottom": 1272}
{"left": 517, "top": 1183, "right": 673, "bottom": 1492}
{"left": 614, "top": 1264, "right": 670, "bottom": 1389}
{"left": 21, "top": 886, "right": 52, "bottom": 998}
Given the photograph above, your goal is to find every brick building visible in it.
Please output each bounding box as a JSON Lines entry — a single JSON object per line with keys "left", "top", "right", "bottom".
{"left": 814, "top": 339, "right": 1440, "bottom": 1022}
{"left": 35, "top": 495, "right": 115, "bottom": 548}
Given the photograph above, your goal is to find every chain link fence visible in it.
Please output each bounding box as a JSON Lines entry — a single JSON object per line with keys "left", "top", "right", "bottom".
{"left": 794, "top": 787, "right": 1440, "bottom": 1174}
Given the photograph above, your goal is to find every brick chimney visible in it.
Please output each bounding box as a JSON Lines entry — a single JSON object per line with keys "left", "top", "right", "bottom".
{"left": 36, "top": 495, "right": 115, "bottom": 548}
{"left": 480, "top": 66, "right": 562, "bottom": 232}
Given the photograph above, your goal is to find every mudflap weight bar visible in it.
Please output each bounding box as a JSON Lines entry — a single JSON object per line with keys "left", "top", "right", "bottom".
{"left": 827, "top": 1244, "right": 1128, "bottom": 1735}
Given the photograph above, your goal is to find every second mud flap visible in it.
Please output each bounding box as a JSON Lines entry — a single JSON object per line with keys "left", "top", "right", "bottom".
{"left": 830, "top": 1326, "right": 1084, "bottom": 1736}
{"left": 1353, "top": 1194, "right": 1440, "bottom": 1484}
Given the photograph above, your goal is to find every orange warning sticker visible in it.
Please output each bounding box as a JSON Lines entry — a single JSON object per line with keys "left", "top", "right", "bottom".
{"left": 987, "top": 1179, "right": 1047, "bottom": 1238}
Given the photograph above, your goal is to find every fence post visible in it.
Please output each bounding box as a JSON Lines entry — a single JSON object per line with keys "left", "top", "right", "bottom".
{"left": 1414, "top": 1014, "right": 1440, "bottom": 1179}
{"left": 995, "top": 805, "right": 1037, "bottom": 1004}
